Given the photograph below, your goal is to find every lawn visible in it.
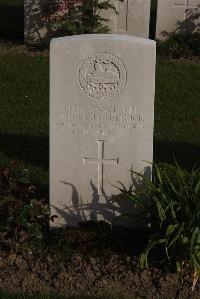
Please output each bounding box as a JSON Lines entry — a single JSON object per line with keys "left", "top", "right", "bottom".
{"left": 0, "top": 55, "right": 199, "bottom": 187}
{"left": 0, "top": 55, "right": 49, "bottom": 187}
{"left": 154, "top": 60, "right": 200, "bottom": 168}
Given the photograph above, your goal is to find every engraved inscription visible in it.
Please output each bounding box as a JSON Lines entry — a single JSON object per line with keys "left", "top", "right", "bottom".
{"left": 83, "top": 140, "right": 119, "bottom": 195}
{"left": 78, "top": 53, "right": 127, "bottom": 100}
{"left": 55, "top": 104, "right": 147, "bottom": 136}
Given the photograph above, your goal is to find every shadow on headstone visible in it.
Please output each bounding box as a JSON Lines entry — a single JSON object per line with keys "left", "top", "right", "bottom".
{"left": 24, "top": 0, "right": 55, "bottom": 45}
{"left": 24, "top": 0, "right": 83, "bottom": 46}
{"left": 25, "top": 0, "right": 151, "bottom": 46}
{"left": 51, "top": 167, "right": 151, "bottom": 228}
{"left": 160, "top": 4, "right": 200, "bottom": 38}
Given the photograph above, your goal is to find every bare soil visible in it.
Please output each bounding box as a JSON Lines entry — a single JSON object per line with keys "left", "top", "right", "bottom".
{"left": 0, "top": 39, "right": 49, "bottom": 56}
{"left": 0, "top": 226, "right": 199, "bottom": 299}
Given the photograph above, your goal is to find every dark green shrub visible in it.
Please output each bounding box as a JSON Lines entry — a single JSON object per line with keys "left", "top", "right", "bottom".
{"left": 42, "top": 0, "right": 123, "bottom": 36}
{"left": 157, "top": 33, "right": 200, "bottom": 59}
{"left": 0, "top": 161, "right": 53, "bottom": 251}
{"left": 118, "top": 163, "right": 200, "bottom": 285}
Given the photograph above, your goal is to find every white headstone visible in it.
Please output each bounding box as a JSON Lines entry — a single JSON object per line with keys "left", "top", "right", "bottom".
{"left": 25, "top": 0, "right": 151, "bottom": 45}
{"left": 101, "top": 0, "right": 151, "bottom": 37}
{"left": 50, "top": 34, "right": 156, "bottom": 227}
{"left": 156, "top": 0, "right": 200, "bottom": 40}
{"left": 24, "top": 0, "right": 68, "bottom": 45}
{"left": 24, "top": 0, "right": 43, "bottom": 44}
{"left": 24, "top": 0, "right": 46, "bottom": 45}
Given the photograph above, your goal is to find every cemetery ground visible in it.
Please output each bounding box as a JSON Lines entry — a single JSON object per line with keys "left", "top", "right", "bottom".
{"left": 0, "top": 43, "right": 200, "bottom": 299}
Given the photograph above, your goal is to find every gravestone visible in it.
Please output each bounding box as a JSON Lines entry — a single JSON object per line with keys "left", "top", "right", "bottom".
{"left": 24, "top": 0, "right": 151, "bottom": 45}
{"left": 156, "top": 0, "right": 200, "bottom": 40}
{"left": 50, "top": 34, "right": 156, "bottom": 227}
{"left": 101, "top": 0, "right": 151, "bottom": 37}
{"left": 24, "top": 0, "right": 47, "bottom": 45}
{"left": 24, "top": 0, "right": 68, "bottom": 45}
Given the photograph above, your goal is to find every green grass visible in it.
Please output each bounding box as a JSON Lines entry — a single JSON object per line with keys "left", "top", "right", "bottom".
{"left": 154, "top": 60, "right": 200, "bottom": 168}
{"left": 0, "top": 55, "right": 49, "bottom": 186}
{"left": 0, "top": 55, "right": 200, "bottom": 186}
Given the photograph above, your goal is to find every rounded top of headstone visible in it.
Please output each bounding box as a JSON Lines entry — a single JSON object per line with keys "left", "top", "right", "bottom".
{"left": 50, "top": 34, "right": 156, "bottom": 47}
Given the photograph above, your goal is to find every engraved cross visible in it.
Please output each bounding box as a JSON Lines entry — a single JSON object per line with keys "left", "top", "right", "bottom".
{"left": 83, "top": 140, "right": 119, "bottom": 196}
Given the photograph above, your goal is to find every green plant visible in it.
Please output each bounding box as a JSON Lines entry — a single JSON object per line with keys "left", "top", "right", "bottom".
{"left": 157, "top": 32, "right": 200, "bottom": 59}
{"left": 0, "top": 161, "right": 54, "bottom": 251}
{"left": 117, "top": 162, "right": 200, "bottom": 286}
{"left": 42, "top": 0, "right": 123, "bottom": 36}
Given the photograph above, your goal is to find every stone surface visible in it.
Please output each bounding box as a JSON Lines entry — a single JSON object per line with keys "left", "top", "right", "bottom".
{"left": 101, "top": 0, "right": 151, "bottom": 37}
{"left": 24, "top": 0, "right": 68, "bottom": 45}
{"left": 24, "top": 0, "right": 151, "bottom": 45}
{"left": 156, "top": 0, "right": 200, "bottom": 40}
{"left": 50, "top": 34, "right": 156, "bottom": 227}
{"left": 24, "top": 0, "right": 47, "bottom": 45}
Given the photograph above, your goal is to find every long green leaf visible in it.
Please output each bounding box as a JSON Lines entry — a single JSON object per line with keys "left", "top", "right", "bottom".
{"left": 168, "top": 224, "right": 184, "bottom": 249}
{"left": 140, "top": 238, "right": 166, "bottom": 268}
{"left": 191, "top": 227, "right": 200, "bottom": 253}
{"left": 194, "top": 177, "right": 200, "bottom": 194}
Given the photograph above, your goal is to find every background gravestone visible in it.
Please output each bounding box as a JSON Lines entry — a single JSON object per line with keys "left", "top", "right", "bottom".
{"left": 24, "top": 0, "right": 50, "bottom": 45}
{"left": 50, "top": 34, "right": 156, "bottom": 227}
{"left": 24, "top": 0, "right": 68, "bottom": 45}
{"left": 156, "top": 0, "right": 200, "bottom": 40}
{"left": 101, "top": 0, "right": 151, "bottom": 37}
{"left": 24, "top": 0, "right": 151, "bottom": 45}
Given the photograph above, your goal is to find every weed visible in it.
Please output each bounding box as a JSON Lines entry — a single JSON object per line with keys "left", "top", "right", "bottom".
{"left": 157, "top": 32, "right": 200, "bottom": 59}
{"left": 0, "top": 161, "right": 54, "bottom": 252}
{"left": 118, "top": 162, "right": 200, "bottom": 284}
{"left": 42, "top": 0, "right": 123, "bottom": 36}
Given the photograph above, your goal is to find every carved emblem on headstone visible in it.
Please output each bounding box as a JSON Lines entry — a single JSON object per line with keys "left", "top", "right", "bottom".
{"left": 78, "top": 52, "right": 127, "bottom": 100}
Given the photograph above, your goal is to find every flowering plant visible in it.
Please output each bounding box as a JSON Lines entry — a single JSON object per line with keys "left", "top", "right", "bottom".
{"left": 42, "top": 0, "right": 123, "bottom": 35}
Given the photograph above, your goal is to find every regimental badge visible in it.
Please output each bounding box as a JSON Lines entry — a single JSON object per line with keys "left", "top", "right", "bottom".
{"left": 78, "top": 52, "right": 127, "bottom": 100}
